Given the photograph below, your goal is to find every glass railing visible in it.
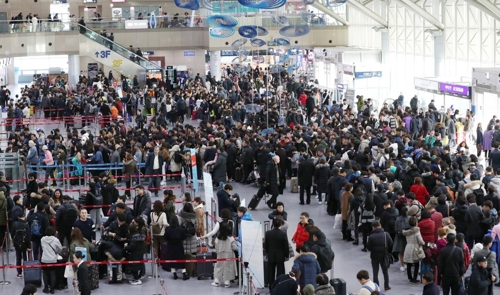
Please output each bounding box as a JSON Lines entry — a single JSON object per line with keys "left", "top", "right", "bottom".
{"left": 79, "top": 24, "right": 162, "bottom": 71}
{"left": 0, "top": 14, "right": 340, "bottom": 34}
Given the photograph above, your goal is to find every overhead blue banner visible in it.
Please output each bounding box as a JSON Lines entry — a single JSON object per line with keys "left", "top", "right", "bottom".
{"left": 355, "top": 71, "right": 382, "bottom": 79}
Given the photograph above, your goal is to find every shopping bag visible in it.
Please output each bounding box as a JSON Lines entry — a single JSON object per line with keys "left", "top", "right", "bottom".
{"left": 64, "top": 265, "right": 74, "bottom": 278}
{"left": 333, "top": 214, "right": 342, "bottom": 229}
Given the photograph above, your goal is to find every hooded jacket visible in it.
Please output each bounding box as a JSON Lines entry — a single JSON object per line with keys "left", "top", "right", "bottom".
{"left": 213, "top": 151, "right": 228, "bottom": 183}
{"left": 314, "top": 163, "right": 330, "bottom": 194}
{"left": 41, "top": 235, "right": 63, "bottom": 263}
{"left": 178, "top": 209, "right": 198, "bottom": 254}
{"left": 238, "top": 212, "right": 253, "bottom": 243}
{"left": 292, "top": 252, "right": 321, "bottom": 290}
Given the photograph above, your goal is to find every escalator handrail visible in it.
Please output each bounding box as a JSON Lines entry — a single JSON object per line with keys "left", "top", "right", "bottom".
{"left": 78, "top": 24, "right": 163, "bottom": 71}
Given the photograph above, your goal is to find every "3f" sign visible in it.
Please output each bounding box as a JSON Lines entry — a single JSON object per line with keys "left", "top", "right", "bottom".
{"left": 94, "top": 50, "right": 111, "bottom": 58}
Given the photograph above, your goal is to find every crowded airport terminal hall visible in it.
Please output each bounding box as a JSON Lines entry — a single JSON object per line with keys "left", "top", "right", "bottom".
{"left": 1, "top": 0, "right": 500, "bottom": 295}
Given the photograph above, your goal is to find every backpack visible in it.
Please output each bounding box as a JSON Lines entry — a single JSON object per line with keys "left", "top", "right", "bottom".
{"left": 362, "top": 283, "right": 386, "bottom": 295}
{"left": 63, "top": 205, "right": 79, "bottom": 226}
{"left": 472, "top": 187, "right": 485, "bottom": 204}
{"left": 387, "top": 214, "right": 397, "bottom": 234}
{"left": 463, "top": 243, "right": 471, "bottom": 272}
{"left": 317, "top": 242, "right": 334, "bottom": 271}
{"left": 435, "top": 112, "right": 443, "bottom": 123}
{"left": 173, "top": 151, "right": 183, "bottom": 164}
{"left": 13, "top": 227, "right": 28, "bottom": 250}
{"left": 30, "top": 216, "right": 43, "bottom": 238}
{"left": 183, "top": 220, "right": 196, "bottom": 236}
{"left": 89, "top": 192, "right": 103, "bottom": 206}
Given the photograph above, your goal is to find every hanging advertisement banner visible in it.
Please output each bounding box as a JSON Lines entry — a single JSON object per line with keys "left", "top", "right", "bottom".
{"left": 190, "top": 149, "right": 198, "bottom": 194}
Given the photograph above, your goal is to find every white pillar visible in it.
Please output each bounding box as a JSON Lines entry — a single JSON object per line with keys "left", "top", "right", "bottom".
{"left": 434, "top": 35, "right": 445, "bottom": 77}
{"left": 381, "top": 31, "right": 389, "bottom": 64}
{"left": 68, "top": 55, "right": 80, "bottom": 85}
{"left": 209, "top": 51, "right": 221, "bottom": 81}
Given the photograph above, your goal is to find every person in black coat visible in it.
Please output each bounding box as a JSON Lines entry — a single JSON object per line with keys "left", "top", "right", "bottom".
{"left": 217, "top": 184, "right": 235, "bottom": 217}
{"left": 265, "top": 156, "right": 283, "bottom": 209}
{"left": 275, "top": 144, "right": 288, "bottom": 190}
{"left": 163, "top": 216, "right": 189, "bottom": 280}
{"left": 270, "top": 270, "right": 300, "bottom": 295}
{"left": 298, "top": 155, "right": 315, "bottom": 205}
{"left": 465, "top": 194, "right": 484, "bottom": 249}
{"left": 468, "top": 256, "right": 495, "bottom": 295}
{"left": 73, "top": 251, "right": 91, "bottom": 295}
{"left": 373, "top": 184, "right": 389, "bottom": 219}
{"left": 314, "top": 159, "right": 330, "bottom": 205}
{"left": 264, "top": 218, "right": 290, "bottom": 288}
{"left": 366, "top": 221, "right": 393, "bottom": 291}
{"left": 438, "top": 233, "right": 465, "bottom": 295}
{"left": 124, "top": 224, "right": 146, "bottom": 285}
{"left": 225, "top": 140, "right": 238, "bottom": 181}
{"left": 326, "top": 168, "right": 347, "bottom": 215}
{"left": 241, "top": 141, "right": 254, "bottom": 183}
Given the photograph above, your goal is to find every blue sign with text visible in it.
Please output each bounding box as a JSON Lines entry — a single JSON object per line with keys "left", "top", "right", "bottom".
{"left": 355, "top": 71, "right": 382, "bottom": 79}
{"left": 95, "top": 50, "right": 111, "bottom": 59}
{"left": 184, "top": 51, "right": 196, "bottom": 56}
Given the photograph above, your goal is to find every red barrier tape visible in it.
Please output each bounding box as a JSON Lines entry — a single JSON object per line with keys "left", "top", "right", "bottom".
{"left": 5, "top": 173, "right": 183, "bottom": 183}
{"left": 11, "top": 185, "right": 192, "bottom": 195}
{"left": 0, "top": 258, "right": 238, "bottom": 269}
{"left": 205, "top": 212, "right": 218, "bottom": 222}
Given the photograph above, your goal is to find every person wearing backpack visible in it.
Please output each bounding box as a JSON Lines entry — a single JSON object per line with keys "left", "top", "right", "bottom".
{"left": 178, "top": 203, "right": 198, "bottom": 257}
{"left": 55, "top": 195, "right": 79, "bottom": 246}
{"left": 12, "top": 211, "right": 31, "bottom": 278}
{"left": 150, "top": 200, "right": 168, "bottom": 259}
{"left": 85, "top": 182, "right": 104, "bottom": 229}
{"left": 27, "top": 202, "right": 50, "bottom": 261}
{"left": 309, "top": 230, "right": 334, "bottom": 274}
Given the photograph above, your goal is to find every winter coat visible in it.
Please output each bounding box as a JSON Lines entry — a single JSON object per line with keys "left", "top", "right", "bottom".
{"left": 70, "top": 238, "right": 95, "bottom": 261}
{"left": 265, "top": 160, "right": 282, "bottom": 196}
{"left": 483, "top": 129, "right": 494, "bottom": 150}
{"left": 468, "top": 266, "right": 490, "bottom": 295}
{"left": 410, "top": 184, "right": 429, "bottom": 206}
{"left": 163, "top": 225, "right": 187, "bottom": 269}
{"left": 314, "top": 164, "right": 330, "bottom": 194}
{"left": 292, "top": 252, "right": 321, "bottom": 290}
{"left": 133, "top": 192, "right": 151, "bottom": 218}
{"left": 270, "top": 274, "right": 299, "bottom": 295}
{"left": 11, "top": 219, "right": 31, "bottom": 250}
{"left": 169, "top": 145, "right": 182, "bottom": 172}
{"left": 403, "top": 227, "right": 425, "bottom": 263}
{"left": 341, "top": 191, "right": 353, "bottom": 221}
{"left": 145, "top": 153, "right": 164, "bottom": 175}
{"left": 211, "top": 151, "right": 227, "bottom": 183}
{"left": 217, "top": 189, "right": 235, "bottom": 216}
{"left": 178, "top": 210, "right": 198, "bottom": 254}
{"left": 298, "top": 159, "right": 315, "bottom": 186}
{"left": 0, "top": 192, "right": 6, "bottom": 226}
{"left": 41, "top": 235, "right": 63, "bottom": 263}
{"left": 315, "top": 284, "right": 336, "bottom": 295}
{"left": 268, "top": 209, "right": 288, "bottom": 221}
{"left": 292, "top": 219, "right": 315, "bottom": 250}
{"left": 367, "top": 228, "right": 393, "bottom": 260}
{"left": 194, "top": 204, "right": 205, "bottom": 236}
{"left": 418, "top": 218, "right": 436, "bottom": 244}
{"left": 124, "top": 232, "right": 146, "bottom": 272}
{"left": 309, "top": 231, "right": 334, "bottom": 272}
{"left": 214, "top": 236, "right": 238, "bottom": 281}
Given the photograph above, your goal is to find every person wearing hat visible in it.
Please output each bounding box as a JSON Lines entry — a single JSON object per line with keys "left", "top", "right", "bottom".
{"left": 469, "top": 254, "right": 496, "bottom": 295}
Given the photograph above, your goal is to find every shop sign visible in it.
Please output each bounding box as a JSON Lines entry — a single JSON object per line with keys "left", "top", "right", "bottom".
{"left": 354, "top": 71, "right": 382, "bottom": 79}
{"left": 439, "top": 83, "right": 470, "bottom": 97}
{"left": 414, "top": 78, "right": 439, "bottom": 92}
{"left": 343, "top": 65, "right": 354, "bottom": 76}
{"left": 125, "top": 20, "right": 148, "bottom": 29}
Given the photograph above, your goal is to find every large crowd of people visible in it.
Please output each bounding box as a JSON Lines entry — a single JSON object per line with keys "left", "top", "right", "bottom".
{"left": 0, "top": 65, "right": 499, "bottom": 295}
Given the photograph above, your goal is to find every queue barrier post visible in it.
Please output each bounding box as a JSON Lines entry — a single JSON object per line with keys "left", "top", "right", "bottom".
{"left": 0, "top": 249, "right": 11, "bottom": 285}
{"left": 154, "top": 257, "right": 160, "bottom": 295}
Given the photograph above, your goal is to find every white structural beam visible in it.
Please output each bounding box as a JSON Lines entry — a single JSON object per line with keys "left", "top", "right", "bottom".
{"left": 476, "top": 0, "right": 500, "bottom": 20}
{"left": 312, "top": 0, "right": 349, "bottom": 26}
{"left": 347, "top": 0, "right": 388, "bottom": 27}
{"left": 462, "top": 0, "right": 500, "bottom": 21}
{"left": 398, "top": 0, "right": 445, "bottom": 30}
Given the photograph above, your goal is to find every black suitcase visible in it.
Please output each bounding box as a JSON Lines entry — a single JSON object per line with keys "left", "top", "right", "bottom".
{"left": 330, "top": 278, "right": 346, "bottom": 295}
{"left": 196, "top": 251, "right": 216, "bottom": 280}
{"left": 248, "top": 194, "right": 264, "bottom": 210}
{"left": 235, "top": 167, "right": 243, "bottom": 183}
{"left": 24, "top": 260, "right": 42, "bottom": 287}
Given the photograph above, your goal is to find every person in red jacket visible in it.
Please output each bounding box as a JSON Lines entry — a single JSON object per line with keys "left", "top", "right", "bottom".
{"left": 292, "top": 212, "right": 314, "bottom": 253}
{"left": 299, "top": 92, "right": 307, "bottom": 107}
{"left": 409, "top": 177, "right": 430, "bottom": 206}
{"left": 418, "top": 209, "right": 436, "bottom": 245}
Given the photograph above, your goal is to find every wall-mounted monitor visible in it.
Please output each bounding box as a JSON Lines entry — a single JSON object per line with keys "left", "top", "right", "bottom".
{"left": 83, "top": 0, "right": 97, "bottom": 3}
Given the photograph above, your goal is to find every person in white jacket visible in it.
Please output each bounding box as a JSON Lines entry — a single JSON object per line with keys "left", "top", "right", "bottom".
{"left": 41, "top": 226, "right": 63, "bottom": 293}
{"left": 150, "top": 200, "right": 168, "bottom": 258}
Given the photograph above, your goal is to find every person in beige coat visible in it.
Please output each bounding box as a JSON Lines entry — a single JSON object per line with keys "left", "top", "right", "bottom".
{"left": 402, "top": 216, "right": 425, "bottom": 283}
{"left": 169, "top": 143, "right": 182, "bottom": 173}
{"left": 341, "top": 183, "right": 354, "bottom": 241}
{"left": 193, "top": 197, "right": 205, "bottom": 236}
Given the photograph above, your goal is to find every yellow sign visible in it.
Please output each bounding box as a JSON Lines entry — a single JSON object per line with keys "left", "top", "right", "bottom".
{"left": 112, "top": 59, "right": 123, "bottom": 68}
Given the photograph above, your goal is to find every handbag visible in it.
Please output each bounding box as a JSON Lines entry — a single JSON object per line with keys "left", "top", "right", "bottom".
{"left": 151, "top": 213, "right": 163, "bottom": 235}
{"left": 64, "top": 264, "right": 74, "bottom": 278}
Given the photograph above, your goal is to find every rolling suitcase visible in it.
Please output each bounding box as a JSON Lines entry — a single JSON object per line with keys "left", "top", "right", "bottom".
{"left": 24, "top": 260, "right": 42, "bottom": 287}
{"left": 290, "top": 177, "right": 298, "bottom": 193}
{"left": 191, "top": 110, "right": 198, "bottom": 120}
{"left": 248, "top": 194, "right": 264, "bottom": 210}
{"left": 89, "top": 264, "right": 99, "bottom": 290}
{"left": 196, "top": 251, "right": 216, "bottom": 280}
{"left": 235, "top": 167, "right": 243, "bottom": 183}
{"left": 330, "top": 278, "right": 347, "bottom": 295}
{"left": 107, "top": 263, "right": 123, "bottom": 284}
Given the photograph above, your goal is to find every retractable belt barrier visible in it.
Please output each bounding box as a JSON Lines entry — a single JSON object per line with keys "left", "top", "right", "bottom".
{"left": 0, "top": 257, "right": 238, "bottom": 269}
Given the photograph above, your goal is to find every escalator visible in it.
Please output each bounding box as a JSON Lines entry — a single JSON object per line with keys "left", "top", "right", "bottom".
{"left": 78, "top": 25, "right": 164, "bottom": 83}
